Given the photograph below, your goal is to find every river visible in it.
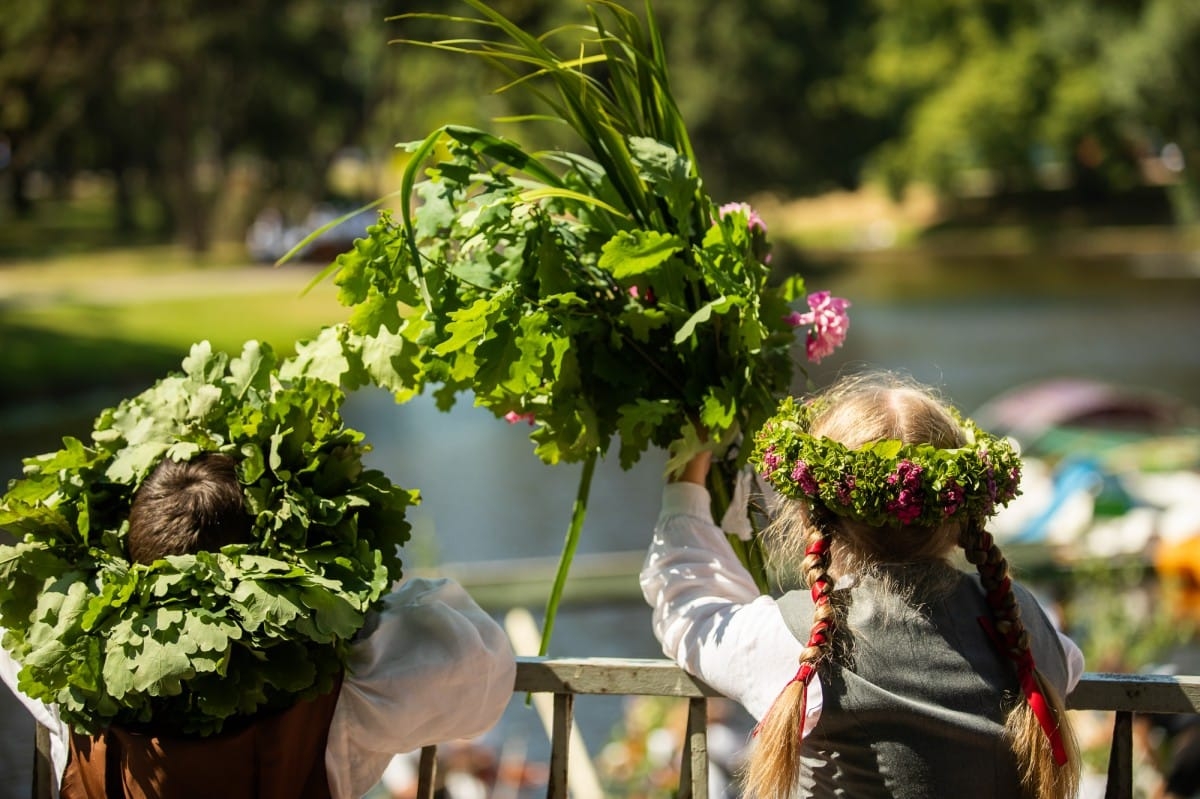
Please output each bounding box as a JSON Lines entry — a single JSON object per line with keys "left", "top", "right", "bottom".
{"left": 1, "top": 247, "right": 1198, "bottom": 795}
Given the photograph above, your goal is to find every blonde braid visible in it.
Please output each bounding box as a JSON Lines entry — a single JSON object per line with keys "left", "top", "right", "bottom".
{"left": 961, "top": 524, "right": 1080, "bottom": 799}
{"left": 744, "top": 510, "right": 838, "bottom": 799}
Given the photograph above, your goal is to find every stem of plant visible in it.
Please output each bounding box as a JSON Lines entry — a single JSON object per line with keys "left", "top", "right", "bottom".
{"left": 538, "top": 447, "right": 600, "bottom": 657}
{"left": 708, "top": 459, "right": 770, "bottom": 594}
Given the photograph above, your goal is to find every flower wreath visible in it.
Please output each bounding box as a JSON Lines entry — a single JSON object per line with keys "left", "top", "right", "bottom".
{"left": 751, "top": 396, "right": 1022, "bottom": 528}
{"left": 0, "top": 341, "right": 416, "bottom": 736}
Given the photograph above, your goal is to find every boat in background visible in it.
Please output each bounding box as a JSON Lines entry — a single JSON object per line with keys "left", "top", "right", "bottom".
{"left": 977, "top": 378, "right": 1200, "bottom": 566}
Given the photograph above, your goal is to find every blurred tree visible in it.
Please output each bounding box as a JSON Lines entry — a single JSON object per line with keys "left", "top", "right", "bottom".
{"left": 0, "top": 0, "right": 384, "bottom": 252}
{"left": 651, "top": 0, "right": 880, "bottom": 200}
{"left": 4, "top": 0, "right": 1198, "bottom": 243}
{"left": 0, "top": 1, "right": 106, "bottom": 217}
{"left": 1101, "top": 0, "right": 1200, "bottom": 224}
{"left": 840, "top": 0, "right": 1200, "bottom": 224}
{"left": 842, "top": 0, "right": 1065, "bottom": 198}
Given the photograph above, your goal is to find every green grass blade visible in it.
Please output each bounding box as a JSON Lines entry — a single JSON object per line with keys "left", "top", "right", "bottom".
{"left": 422, "top": 2, "right": 657, "bottom": 226}
{"left": 275, "top": 191, "right": 400, "bottom": 271}
{"left": 518, "top": 186, "right": 628, "bottom": 218}
{"left": 442, "top": 125, "right": 565, "bottom": 188}
{"left": 399, "top": 127, "right": 452, "bottom": 305}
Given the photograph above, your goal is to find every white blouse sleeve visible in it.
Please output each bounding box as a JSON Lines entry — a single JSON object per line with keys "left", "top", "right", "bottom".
{"left": 1062, "top": 632, "right": 1084, "bottom": 694}
{"left": 0, "top": 635, "right": 70, "bottom": 794}
{"left": 325, "top": 577, "right": 516, "bottom": 799}
{"left": 640, "top": 482, "right": 820, "bottom": 728}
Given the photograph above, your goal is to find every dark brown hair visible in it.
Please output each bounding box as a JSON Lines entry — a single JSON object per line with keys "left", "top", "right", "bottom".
{"left": 127, "top": 453, "right": 251, "bottom": 564}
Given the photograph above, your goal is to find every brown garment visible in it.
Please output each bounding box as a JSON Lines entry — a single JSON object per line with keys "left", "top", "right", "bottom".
{"left": 60, "top": 680, "right": 342, "bottom": 799}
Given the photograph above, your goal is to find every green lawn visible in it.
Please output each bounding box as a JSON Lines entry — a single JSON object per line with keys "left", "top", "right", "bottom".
{"left": 0, "top": 248, "right": 347, "bottom": 413}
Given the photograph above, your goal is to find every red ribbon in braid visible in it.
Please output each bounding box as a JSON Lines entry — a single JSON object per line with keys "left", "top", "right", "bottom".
{"left": 791, "top": 538, "right": 832, "bottom": 724}
{"left": 752, "top": 536, "right": 833, "bottom": 738}
{"left": 973, "top": 530, "right": 1068, "bottom": 765}
{"left": 978, "top": 615, "right": 1069, "bottom": 765}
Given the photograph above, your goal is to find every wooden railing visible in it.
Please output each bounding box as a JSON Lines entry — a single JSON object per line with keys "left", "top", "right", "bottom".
{"left": 417, "top": 658, "right": 1200, "bottom": 799}
{"left": 31, "top": 658, "right": 1200, "bottom": 798}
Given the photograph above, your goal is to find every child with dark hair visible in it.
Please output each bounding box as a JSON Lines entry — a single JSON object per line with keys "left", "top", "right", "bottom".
{"left": 642, "top": 372, "right": 1084, "bottom": 799}
{"left": 126, "top": 452, "right": 251, "bottom": 564}
{"left": 3, "top": 450, "right": 515, "bottom": 799}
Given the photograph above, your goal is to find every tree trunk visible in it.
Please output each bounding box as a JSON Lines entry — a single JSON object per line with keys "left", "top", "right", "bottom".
{"left": 112, "top": 155, "right": 138, "bottom": 235}
{"left": 8, "top": 166, "right": 34, "bottom": 217}
{"left": 159, "top": 97, "right": 218, "bottom": 255}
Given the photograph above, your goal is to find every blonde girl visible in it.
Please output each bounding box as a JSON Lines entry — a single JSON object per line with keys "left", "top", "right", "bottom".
{"left": 641, "top": 372, "right": 1082, "bottom": 798}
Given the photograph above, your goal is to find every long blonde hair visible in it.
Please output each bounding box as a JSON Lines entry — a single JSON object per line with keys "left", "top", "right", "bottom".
{"left": 744, "top": 373, "right": 1079, "bottom": 799}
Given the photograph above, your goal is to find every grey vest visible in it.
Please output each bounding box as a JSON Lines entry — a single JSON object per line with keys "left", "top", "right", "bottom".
{"left": 775, "top": 563, "right": 1069, "bottom": 799}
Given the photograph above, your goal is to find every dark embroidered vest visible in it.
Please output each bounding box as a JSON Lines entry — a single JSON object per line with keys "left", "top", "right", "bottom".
{"left": 775, "top": 565, "right": 1068, "bottom": 799}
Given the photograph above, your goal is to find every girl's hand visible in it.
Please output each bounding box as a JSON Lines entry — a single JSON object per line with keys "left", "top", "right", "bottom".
{"left": 672, "top": 449, "right": 712, "bottom": 486}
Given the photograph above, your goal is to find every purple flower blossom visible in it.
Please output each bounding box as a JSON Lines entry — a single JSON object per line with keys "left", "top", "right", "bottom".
{"left": 790, "top": 460, "right": 819, "bottom": 496}
{"left": 761, "top": 446, "right": 781, "bottom": 475}
{"left": 941, "top": 481, "right": 965, "bottom": 516}
{"left": 998, "top": 466, "right": 1021, "bottom": 502}
{"left": 784, "top": 291, "right": 851, "bottom": 364}
{"left": 886, "top": 460, "right": 923, "bottom": 490}
{"left": 836, "top": 474, "right": 856, "bottom": 505}
{"left": 887, "top": 489, "right": 924, "bottom": 524}
{"left": 884, "top": 461, "right": 926, "bottom": 523}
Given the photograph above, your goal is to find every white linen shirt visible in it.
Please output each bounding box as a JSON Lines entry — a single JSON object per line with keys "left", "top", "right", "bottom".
{"left": 0, "top": 576, "right": 516, "bottom": 799}
{"left": 640, "top": 481, "right": 1084, "bottom": 731}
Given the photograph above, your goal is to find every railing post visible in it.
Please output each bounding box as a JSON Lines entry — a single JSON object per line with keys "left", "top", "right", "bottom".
{"left": 547, "top": 693, "right": 574, "bottom": 799}
{"left": 677, "top": 696, "right": 709, "bottom": 799}
{"left": 32, "top": 722, "right": 53, "bottom": 799}
{"left": 415, "top": 745, "right": 438, "bottom": 799}
{"left": 1104, "top": 711, "right": 1133, "bottom": 799}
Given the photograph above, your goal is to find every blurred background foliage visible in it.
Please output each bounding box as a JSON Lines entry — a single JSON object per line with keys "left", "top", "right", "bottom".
{"left": 1, "top": 5, "right": 1198, "bottom": 790}
{"left": 2, "top": 0, "right": 1198, "bottom": 259}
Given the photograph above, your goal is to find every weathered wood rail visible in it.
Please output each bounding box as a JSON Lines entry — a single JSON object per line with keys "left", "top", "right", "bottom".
{"left": 32, "top": 658, "right": 1200, "bottom": 798}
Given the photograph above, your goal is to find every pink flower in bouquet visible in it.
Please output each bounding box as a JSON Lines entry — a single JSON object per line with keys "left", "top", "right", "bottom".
{"left": 784, "top": 291, "right": 851, "bottom": 364}
{"left": 504, "top": 411, "right": 536, "bottom": 425}
{"left": 628, "top": 284, "right": 656, "bottom": 304}
{"left": 717, "top": 201, "right": 767, "bottom": 233}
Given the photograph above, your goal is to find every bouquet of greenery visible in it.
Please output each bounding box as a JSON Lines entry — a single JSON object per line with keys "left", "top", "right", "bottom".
{"left": 0, "top": 341, "right": 416, "bottom": 735}
{"left": 291, "top": 0, "right": 849, "bottom": 649}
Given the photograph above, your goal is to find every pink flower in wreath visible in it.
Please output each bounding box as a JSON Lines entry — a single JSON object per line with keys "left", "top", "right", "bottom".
{"left": 784, "top": 291, "right": 851, "bottom": 364}
{"left": 941, "top": 481, "right": 965, "bottom": 516}
{"left": 717, "top": 202, "right": 767, "bottom": 233}
{"left": 504, "top": 411, "right": 536, "bottom": 425}
{"left": 790, "top": 460, "right": 819, "bottom": 496}
{"left": 761, "top": 445, "right": 782, "bottom": 475}
{"left": 887, "top": 490, "right": 924, "bottom": 525}
{"left": 836, "top": 474, "right": 856, "bottom": 505}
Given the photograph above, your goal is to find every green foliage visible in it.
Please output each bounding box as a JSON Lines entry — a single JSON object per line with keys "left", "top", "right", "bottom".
{"left": 1063, "top": 560, "right": 1197, "bottom": 673}
{"left": 0, "top": 341, "right": 417, "bottom": 735}
{"left": 0, "top": 0, "right": 384, "bottom": 249}
{"left": 297, "top": 3, "right": 814, "bottom": 478}
{"left": 8, "top": 0, "right": 1200, "bottom": 246}
{"left": 751, "top": 396, "right": 1023, "bottom": 529}
{"left": 285, "top": 1, "right": 846, "bottom": 634}
{"left": 843, "top": 0, "right": 1200, "bottom": 207}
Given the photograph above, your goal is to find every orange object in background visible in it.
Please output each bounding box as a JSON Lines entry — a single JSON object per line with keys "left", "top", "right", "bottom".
{"left": 1155, "top": 534, "right": 1200, "bottom": 620}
